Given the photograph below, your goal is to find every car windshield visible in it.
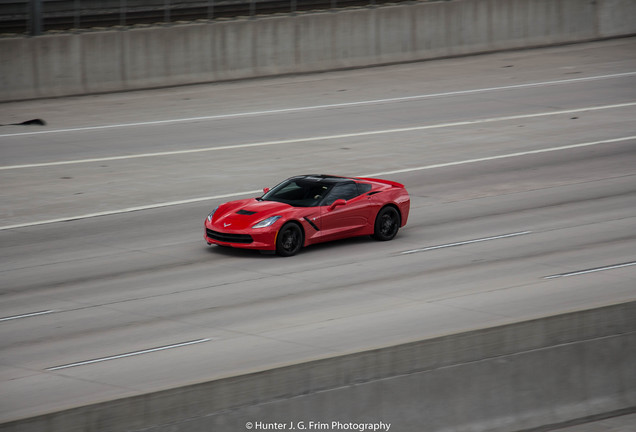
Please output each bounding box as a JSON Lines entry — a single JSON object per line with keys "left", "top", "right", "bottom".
{"left": 261, "top": 178, "right": 334, "bottom": 207}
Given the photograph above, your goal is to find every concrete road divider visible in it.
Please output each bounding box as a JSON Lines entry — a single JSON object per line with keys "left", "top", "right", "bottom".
{"left": 1, "top": 301, "right": 634, "bottom": 431}
{"left": 1, "top": 0, "right": 636, "bottom": 101}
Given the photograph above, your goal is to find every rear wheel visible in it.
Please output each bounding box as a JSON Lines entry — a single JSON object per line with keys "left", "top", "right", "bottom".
{"left": 372, "top": 206, "right": 400, "bottom": 241}
{"left": 276, "top": 223, "right": 304, "bottom": 257}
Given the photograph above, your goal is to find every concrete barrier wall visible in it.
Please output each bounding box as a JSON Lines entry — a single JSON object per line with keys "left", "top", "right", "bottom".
{"left": 1, "top": 0, "right": 636, "bottom": 102}
{"left": 2, "top": 301, "right": 635, "bottom": 432}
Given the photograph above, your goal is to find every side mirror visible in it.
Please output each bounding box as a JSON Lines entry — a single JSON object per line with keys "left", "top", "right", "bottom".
{"left": 329, "top": 199, "right": 346, "bottom": 211}
{"left": 263, "top": 187, "right": 270, "bottom": 194}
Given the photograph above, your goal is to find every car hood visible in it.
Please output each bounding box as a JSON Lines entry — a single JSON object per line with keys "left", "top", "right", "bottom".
{"left": 212, "top": 199, "right": 294, "bottom": 230}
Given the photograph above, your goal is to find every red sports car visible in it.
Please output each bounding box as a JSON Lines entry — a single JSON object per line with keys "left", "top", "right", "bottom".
{"left": 204, "top": 174, "right": 410, "bottom": 256}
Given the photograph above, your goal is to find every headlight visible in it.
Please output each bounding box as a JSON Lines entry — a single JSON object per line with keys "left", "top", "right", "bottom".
{"left": 207, "top": 207, "right": 218, "bottom": 223}
{"left": 252, "top": 215, "right": 281, "bottom": 228}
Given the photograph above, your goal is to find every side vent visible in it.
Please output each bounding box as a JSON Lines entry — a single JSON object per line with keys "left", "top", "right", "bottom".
{"left": 303, "top": 217, "right": 320, "bottom": 231}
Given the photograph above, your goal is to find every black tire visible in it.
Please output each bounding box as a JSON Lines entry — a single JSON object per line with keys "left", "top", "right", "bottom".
{"left": 276, "top": 223, "right": 304, "bottom": 257}
{"left": 372, "top": 206, "right": 401, "bottom": 241}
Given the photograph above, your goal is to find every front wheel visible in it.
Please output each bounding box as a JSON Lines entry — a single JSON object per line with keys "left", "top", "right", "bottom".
{"left": 276, "top": 223, "right": 304, "bottom": 257}
{"left": 372, "top": 206, "right": 400, "bottom": 241}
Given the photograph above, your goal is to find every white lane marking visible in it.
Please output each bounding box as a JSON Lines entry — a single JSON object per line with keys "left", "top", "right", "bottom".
{"left": 1, "top": 134, "right": 635, "bottom": 231}
{"left": 544, "top": 261, "right": 636, "bottom": 279}
{"left": 0, "top": 190, "right": 261, "bottom": 230}
{"left": 2, "top": 102, "right": 636, "bottom": 171}
{"left": 401, "top": 231, "right": 532, "bottom": 255}
{"left": 0, "top": 310, "right": 55, "bottom": 322}
{"left": 1, "top": 72, "right": 635, "bottom": 139}
{"left": 361, "top": 135, "right": 636, "bottom": 177}
{"left": 46, "top": 338, "right": 211, "bottom": 371}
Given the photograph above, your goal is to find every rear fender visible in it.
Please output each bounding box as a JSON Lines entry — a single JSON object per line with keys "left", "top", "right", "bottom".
{"left": 367, "top": 190, "right": 410, "bottom": 228}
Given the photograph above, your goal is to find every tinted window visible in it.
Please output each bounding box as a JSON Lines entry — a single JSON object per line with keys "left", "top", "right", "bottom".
{"left": 262, "top": 179, "right": 331, "bottom": 207}
{"left": 357, "top": 183, "right": 372, "bottom": 194}
{"left": 322, "top": 182, "right": 360, "bottom": 206}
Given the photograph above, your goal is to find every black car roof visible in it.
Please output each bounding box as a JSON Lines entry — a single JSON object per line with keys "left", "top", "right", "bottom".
{"left": 293, "top": 174, "right": 353, "bottom": 184}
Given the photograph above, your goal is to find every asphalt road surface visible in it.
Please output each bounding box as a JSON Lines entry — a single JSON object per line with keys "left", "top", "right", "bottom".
{"left": 1, "top": 37, "right": 635, "bottom": 425}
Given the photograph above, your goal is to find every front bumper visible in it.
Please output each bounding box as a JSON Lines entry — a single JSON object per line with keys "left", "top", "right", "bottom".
{"left": 204, "top": 225, "right": 277, "bottom": 251}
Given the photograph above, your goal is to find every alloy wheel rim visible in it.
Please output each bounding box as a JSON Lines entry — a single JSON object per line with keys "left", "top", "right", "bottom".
{"left": 381, "top": 213, "right": 397, "bottom": 236}
{"left": 282, "top": 229, "right": 299, "bottom": 251}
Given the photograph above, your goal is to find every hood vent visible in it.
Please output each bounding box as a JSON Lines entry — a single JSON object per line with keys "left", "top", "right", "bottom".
{"left": 236, "top": 209, "right": 257, "bottom": 215}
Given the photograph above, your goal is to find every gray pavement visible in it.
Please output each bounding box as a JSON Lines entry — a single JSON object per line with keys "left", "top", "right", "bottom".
{"left": 1, "top": 38, "right": 635, "bottom": 428}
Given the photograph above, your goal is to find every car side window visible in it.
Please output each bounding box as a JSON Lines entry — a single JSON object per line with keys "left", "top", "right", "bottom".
{"left": 322, "top": 182, "right": 360, "bottom": 206}
{"left": 357, "top": 183, "right": 372, "bottom": 194}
